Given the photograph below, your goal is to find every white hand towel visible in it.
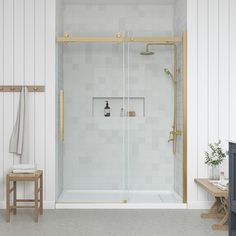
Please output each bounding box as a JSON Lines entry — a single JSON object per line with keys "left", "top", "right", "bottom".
{"left": 13, "top": 164, "right": 36, "bottom": 170}
{"left": 9, "top": 87, "right": 29, "bottom": 163}
{"left": 12, "top": 169, "right": 36, "bottom": 174}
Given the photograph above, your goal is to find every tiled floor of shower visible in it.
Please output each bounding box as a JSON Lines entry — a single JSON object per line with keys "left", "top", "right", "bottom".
{"left": 57, "top": 190, "right": 182, "bottom": 203}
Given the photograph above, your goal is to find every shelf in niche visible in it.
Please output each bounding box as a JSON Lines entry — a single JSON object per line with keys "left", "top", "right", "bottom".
{"left": 92, "top": 96, "right": 145, "bottom": 118}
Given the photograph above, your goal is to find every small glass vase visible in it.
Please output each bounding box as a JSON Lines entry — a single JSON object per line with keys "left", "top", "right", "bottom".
{"left": 209, "top": 165, "right": 220, "bottom": 180}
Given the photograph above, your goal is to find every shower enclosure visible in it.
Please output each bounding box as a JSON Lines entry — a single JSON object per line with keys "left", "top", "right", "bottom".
{"left": 56, "top": 31, "right": 187, "bottom": 205}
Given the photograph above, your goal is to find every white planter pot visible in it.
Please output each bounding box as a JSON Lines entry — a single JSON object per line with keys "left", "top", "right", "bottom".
{"left": 209, "top": 165, "right": 220, "bottom": 180}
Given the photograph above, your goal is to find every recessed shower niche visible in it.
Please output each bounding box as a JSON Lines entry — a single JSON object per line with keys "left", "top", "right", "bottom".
{"left": 92, "top": 97, "right": 145, "bottom": 118}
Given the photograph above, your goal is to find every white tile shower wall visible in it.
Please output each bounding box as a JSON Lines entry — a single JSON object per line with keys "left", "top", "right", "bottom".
{"left": 62, "top": 4, "right": 176, "bottom": 191}
{"left": 173, "top": 0, "right": 187, "bottom": 197}
{"left": 0, "top": 0, "right": 56, "bottom": 208}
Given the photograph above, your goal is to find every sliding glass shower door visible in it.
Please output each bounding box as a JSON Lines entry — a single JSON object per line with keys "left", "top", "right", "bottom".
{"left": 58, "top": 40, "right": 130, "bottom": 203}
{"left": 57, "top": 32, "right": 184, "bottom": 204}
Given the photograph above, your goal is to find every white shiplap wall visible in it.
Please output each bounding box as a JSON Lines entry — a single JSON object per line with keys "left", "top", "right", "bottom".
{"left": 0, "top": 0, "right": 56, "bottom": 208}
{"left": 1, "top": 0, "right": 236, "bottom": 209}
{"left": 187, "top": 0, "right": 236, "bottom": 207}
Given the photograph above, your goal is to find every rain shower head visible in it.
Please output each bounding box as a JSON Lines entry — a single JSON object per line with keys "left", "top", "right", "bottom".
{"left": 140, "top": 44, "right": 154, "bottom": 56}
{"left": 140, "top": 49, "right": 154, "bottom": 56}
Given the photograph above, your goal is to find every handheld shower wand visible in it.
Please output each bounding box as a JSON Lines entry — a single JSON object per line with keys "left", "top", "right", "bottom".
{"left": 165, "top": 68, "right": 181, "bottom": 155}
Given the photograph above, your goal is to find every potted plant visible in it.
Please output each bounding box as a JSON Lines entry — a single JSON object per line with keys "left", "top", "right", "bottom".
{"left": 205, "top": 140, "right": 227, "bottom": 180}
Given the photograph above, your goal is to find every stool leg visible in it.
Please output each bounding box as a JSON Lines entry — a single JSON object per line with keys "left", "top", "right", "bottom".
{"left": 5, "top": 176, "right": 10, "bottom": 222}
{"left": 34, "top": 178, "right": 39, "bottom": 223}
{"left": 13, "top": 181, "right": 17, "bottom": 215}
{"left": 40, "top": 174, "right": 43, "bottom": 215}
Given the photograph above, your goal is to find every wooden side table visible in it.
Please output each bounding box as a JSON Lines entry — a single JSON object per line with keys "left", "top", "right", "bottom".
{"left": 194, "top": 178, "right": 228, "bottom": 231}
{"left": 6, "top": 170, "right": 43, "bottom": 223}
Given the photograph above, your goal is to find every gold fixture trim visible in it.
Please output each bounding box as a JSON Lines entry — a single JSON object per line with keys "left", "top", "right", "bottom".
{"left": 56, "top": 33, "right": 182, "bottom": 44}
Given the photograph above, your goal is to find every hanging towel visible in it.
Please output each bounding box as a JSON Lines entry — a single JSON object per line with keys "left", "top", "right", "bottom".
{"left": 9, "top": 87, "right": 29, "bottom": 163}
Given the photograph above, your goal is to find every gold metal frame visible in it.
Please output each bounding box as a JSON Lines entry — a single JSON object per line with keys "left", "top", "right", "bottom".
{"left": 57, "top": 31, "right": 187, "bottom": 204}
{"left": 162, "top": 44, "right": 182, "bottom": 155}
{"left": 56, "top": 33, "right": 181, "bottom": 44}
{"left": 182, "top": 32, "right": 187, "bottom": 203}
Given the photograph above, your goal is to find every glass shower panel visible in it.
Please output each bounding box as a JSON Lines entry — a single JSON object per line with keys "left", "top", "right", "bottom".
{"left": 127, "top": 40, "right": 180, "bottom": 203}
{"left": 59, "top": 42, "right": 127, "bottom": 203}
{"left": 174, "top": 42, "right": 184, "bottom": 199}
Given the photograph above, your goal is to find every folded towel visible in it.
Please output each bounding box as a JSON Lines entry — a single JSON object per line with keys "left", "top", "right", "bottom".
{"left": 12, "top": 164, "right": 36, "bottom": 170}
{"left": 214, "top": 183, "right": 228, "bottom": 191}
{"left": 12, "top": 169, "right": 36, "bottom": 174}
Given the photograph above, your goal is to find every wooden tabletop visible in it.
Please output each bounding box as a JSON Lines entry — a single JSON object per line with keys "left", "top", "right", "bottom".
{"left": 7, "top": 170, "right": 43, "bottom": 180}
{"left": 194, "top": 178, "right": 228, "bottom": 198}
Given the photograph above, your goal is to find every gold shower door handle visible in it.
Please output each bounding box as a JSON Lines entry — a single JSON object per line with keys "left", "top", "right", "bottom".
{"left": 60, "top": 89, "right": 64, "bottom": 142}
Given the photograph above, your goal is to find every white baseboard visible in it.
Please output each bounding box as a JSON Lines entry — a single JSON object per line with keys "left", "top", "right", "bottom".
{"left": 0, "top": 201, "right": 213, "bottom": 210}
{"left": 0, "top": 201, "right": 55, "bottom": 209}
{"left": 43, "top": 201, "right": 55, "bottom": 209}
{"left": 56, "top": 203, "right": 187, "bottom": 209}
{"left": 187, "top": 201, "right": 214, "bottom": 209}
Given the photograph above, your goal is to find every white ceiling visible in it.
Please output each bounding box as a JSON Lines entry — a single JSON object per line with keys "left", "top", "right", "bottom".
{"left": 62, "top": 0, "right": 177, "bottom": 5}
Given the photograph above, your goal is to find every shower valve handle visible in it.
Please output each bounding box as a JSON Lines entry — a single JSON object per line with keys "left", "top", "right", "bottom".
{"left": 168, "top": 131, "right": 174, "bottom": 142}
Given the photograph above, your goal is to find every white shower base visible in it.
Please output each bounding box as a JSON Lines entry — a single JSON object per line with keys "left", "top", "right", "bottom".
{"left": 57, "top": 190, "right": 182, "bottom": 204}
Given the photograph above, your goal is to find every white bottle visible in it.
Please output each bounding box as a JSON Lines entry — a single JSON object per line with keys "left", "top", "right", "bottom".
{"left": 120, "top": 108, "right": 124, "bottom": 117}
{"left": 219, "top": 171, "right": 225, "bottom": 185}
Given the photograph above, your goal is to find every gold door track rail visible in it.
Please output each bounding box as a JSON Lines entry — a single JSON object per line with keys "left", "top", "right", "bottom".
{"left": 56, "top": 33, "right": 182, "bottom": 44}
{"left": 0, "top": 86, "right": 45, "bottom": 92}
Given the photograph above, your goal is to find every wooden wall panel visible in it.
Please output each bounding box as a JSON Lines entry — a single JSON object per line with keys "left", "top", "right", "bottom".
{"left": 208, "top": 0, "right": 219, "bottom": 144}
{"left": 229, "top": 2, "right": 236, "bottom": 140}
{"left": 218, "top": 0, "right": 230, "bottom": 176}
{"left": 197, "top": 0, "right": 209, "bottom": 201}
{"left": 3, "top": 0, "right": 14, "bottom": 202}
{"left": 35, "top": 0, "right": 46, "bottom": 200}
{"left": 45, "top": 0, "right": 56, "bottom": 203}
{"left": 24, "top": 0, "right": 35, "bottom": 199}
{"left": 0, "top": 0, "right": 55, "bottom": 208}
{"left": 0, "top": 0, "right": 235, "bottom": 208}
{"left": 0, "top": 0, "right": 4, "bottom": 204}
{"left": 13, "top": 0, "right": 25, "bottom": 199}
{"left": 187, "top": 0, "right": 198, "bottom": 204}
{"left": 188, "top": 0, "right": 235, "bottom": 206}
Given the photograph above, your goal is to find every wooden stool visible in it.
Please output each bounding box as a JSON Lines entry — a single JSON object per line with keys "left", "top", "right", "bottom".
{"left": 194, "top": 178, "right": 228, "bottom": 231}
{"left": 5, "top": 170, "right": 43, "bottom": 223}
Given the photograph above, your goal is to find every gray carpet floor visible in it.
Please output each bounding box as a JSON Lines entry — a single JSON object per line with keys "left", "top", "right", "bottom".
{"left": 0, "top": 209, "right": 228, "bottom": 236}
